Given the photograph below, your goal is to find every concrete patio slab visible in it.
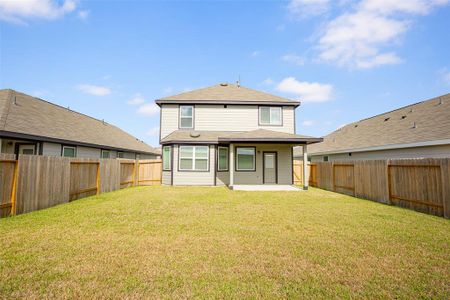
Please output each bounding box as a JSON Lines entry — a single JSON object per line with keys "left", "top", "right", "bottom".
{"left": 231, "top": 185, "right": 302, "bottom": 191}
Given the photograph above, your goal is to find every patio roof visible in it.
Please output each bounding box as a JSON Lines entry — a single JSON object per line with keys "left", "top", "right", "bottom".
{"left": 160, "top": 129, "right": 322, "bottom": 145}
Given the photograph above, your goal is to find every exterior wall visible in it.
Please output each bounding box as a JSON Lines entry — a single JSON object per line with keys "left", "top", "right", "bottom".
{"left": 216, "top": 170, "right": 229, "bottom": 186}
{"left": 310, "top": 144, "right": 450, "bottom": 162}
{"left": 139, "top": 153, "right": 158, "bottom": 160}
{"left": 0, "top": 138, "right": 15, "bottom": 154}
{"left": 233, "top": 144, "right": 293, "bottom": 185}
{"left": 162, "top": 171, "right": 171, "bottom": 185}
{"left": 160, "top": 104, "right": 296, "bottom": 140}
{"left": 172, "top": 144, "right": 216, "bottom": 186}
{"left": 42, "top": 142, "right": 61, "bottom": 156}
{"left": 77, "top": 146, "right": 101, "bottom": 158}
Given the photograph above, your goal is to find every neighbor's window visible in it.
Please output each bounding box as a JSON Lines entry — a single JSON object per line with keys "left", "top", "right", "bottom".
{"left": 323, "top": 156, "right": 329, "bottom": 162}
{"left": 217, "top": 146, "right": 229, "bottom": 171}
{"left": 236, "top": 147, "right": 255, "bottom": 171}
{"left": 162, "top": 146, "right": 172, "bottom": 171}
{"left": 101, "top": 150, "right": 110, "bottom": 159}
{"left": 62, "top": 146, "right": 76, "bottom": 157}
{"left": 117, "top": 152, "right": 124, "bottom": 158}
{"left": 179, "top": 145, "right": 208, "bottom": 171}
{"left": 179, "top": 105, "right": 194, "bottom": 129}
{"left": 259, "top": 107, "right": 282, "bottom": 125}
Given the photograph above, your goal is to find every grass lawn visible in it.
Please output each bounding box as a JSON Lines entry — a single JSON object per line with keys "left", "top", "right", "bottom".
{"left": 1, "top": 186, "right": 449, "bottom": 299}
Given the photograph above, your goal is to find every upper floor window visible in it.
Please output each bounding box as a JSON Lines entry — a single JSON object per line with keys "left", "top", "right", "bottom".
{"left": 259, "top": 107, "right": 282, "bottom": 126}
{"left": 179, "top": 105, "right": 194, "bottom": 129}
{"left": 62, "top": 146, "right": 76, "bottom": 157}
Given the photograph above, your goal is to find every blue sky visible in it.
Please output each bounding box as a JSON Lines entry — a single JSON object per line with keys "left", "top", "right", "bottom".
{"left": 1, "top": 0, "right": 449, "bottom": 147}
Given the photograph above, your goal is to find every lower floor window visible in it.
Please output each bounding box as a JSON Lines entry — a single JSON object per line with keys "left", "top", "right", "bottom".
{"left": 62, "top": 146, "right": 76, "bottom": 157}
{"left": 179, "top": 145, "right": 209, "bottom": 171}
{"left": 236, "top": 147, "right": 255, "bottom": 171}
{"left": 101, "top": 150, "right": 110, "bottom": 158}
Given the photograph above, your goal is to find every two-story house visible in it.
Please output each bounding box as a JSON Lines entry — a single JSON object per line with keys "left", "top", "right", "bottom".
{"left": 157, "top": 83, "right": 322, "bottom": 189}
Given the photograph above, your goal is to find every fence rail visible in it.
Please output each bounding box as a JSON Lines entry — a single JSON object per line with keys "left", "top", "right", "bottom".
{"left": 294, "top": 158, "right": 450, "bottom": 219}
{"left": 0, "top": 155, "right": 161, "bottom": 217}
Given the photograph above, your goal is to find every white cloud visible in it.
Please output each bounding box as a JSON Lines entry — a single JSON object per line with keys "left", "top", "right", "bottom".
{"left": 262, "top": 78, "right": 274, "bottom": 85}
{"left": 137, "top": 103, "right": 159, "bottom": 116}
{"left": 281, "top": 53, "right": 305, "bottom": 66}
{"left": 439, "top": 68, "right": 450, "bottom": 85}
{"left": 250, "top": 50, "right": 261, "bottom": 57}
{"left": 288, "top": 0, "right": 330, "bottom": 17}
{"left": 276, "top": 77, "right": 333, "bottom": 103}
{"left": 128, "top": 93, "right": 145, "bottom": 105}
{"left": 146, "top": 126, "right": 160, "bottom": 137}
{"left": 302, "top": 120, "right": 315, "bottom": 126}
{"left": 77, "top": 84, "right": 111, "bottom": 96}
{"left": 0, "top": 0, "right": 77, "bottom": 25}
{"left": 78, "top": 9, "right": 89, "bottom": 20}
{"left": 316, "top": 0, "right": 449, "bottom": 69}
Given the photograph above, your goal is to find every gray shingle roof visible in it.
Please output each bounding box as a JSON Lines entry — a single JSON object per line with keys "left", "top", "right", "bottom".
{"left": 296, "top": 93, "right": 450, "bottom": 156}
{"left": 161, "top": 129, "right": 322, "bottom": 144}
{"left": 0, "top": 89, "right": 158, "bottom": 154}
{"left": 156, "top": 83, "right": 300, "bottom": 106}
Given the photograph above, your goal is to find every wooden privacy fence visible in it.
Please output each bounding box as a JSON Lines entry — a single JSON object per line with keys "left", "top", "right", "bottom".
{"left": 294, "top": 159, "right": 450, "bottom": 218}
{"left": 0, "top": 155, "right": 162, "bottom": 217}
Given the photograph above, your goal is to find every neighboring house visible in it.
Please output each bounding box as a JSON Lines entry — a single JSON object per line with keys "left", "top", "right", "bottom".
{"left": 295, "top": 93, "right": 450, "bottom": 162}
{"left": 157, "top": 83, "right": 322, "bottom": 187}
{"left": 0, "top": 89, "right": 159, "bottom": 159}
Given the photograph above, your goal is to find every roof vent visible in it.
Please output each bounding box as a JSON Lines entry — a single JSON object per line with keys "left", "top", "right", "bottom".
{"left": 354, "top": 124, "right": 358, "bottom": 128}
{"left": 13, "top": 96, "right": 18, "bottom": 105}
{"left": 412, "top": 122, "right": 417, "bottom": 129}
{"left": 436, "top": 97, "right": 443, "bottom": 106}
{"left": 190, "top": 132, "right": 200, "bottom": 138}
{"left": 401, "top": 115, "right": 407, "bottom": 120}
{"left": 220, "top": 83, "right": 228, "bottom": 87}
{"left": 384, "top": 117, "right": 390, "bottom": 122}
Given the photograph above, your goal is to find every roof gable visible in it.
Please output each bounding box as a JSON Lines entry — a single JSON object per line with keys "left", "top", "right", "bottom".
{"left": 156, "top": 83, "right": 299, "bottom": 106}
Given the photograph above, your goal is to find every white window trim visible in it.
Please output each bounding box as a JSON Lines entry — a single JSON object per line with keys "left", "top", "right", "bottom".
{"left": 101, "top": 149, "right": 110, "bottom": 158}
{"left": 179, "top": 105, "right": 194, "bottom": 129}
{"left": 178, "top": 145, "right": 209, "bottom": 171}
{"left": 62, "top": 146, "right": 76, "bottom": 157}
{"left": 259, "top": 106, "right": 282, "bottom": 126}
{"left": 236, "top": 147, "right": 256, "bottom": 171}
{"left": 217, "top": 146, "right": 229, "bottom": 171}
{"left": 162, "top": 146, "right": 172, "bottom": 171}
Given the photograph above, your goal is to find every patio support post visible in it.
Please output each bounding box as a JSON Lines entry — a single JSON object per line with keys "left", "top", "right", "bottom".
{"left": 302, "top": 144, "right": 308, "bottom": 190}
{"left": 230, "top": 143, "right": 234, "bottom": 188}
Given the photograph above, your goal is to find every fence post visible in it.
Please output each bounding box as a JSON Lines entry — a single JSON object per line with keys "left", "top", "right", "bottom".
{"left": 441, "top": 158, "right": 450, "bottom": 218}
{"left": 9, "top": 160, "right": 19, "bottom": 216}
{"left": 386, "top": 160, "right": 392, "bottom": 205}
{"left": 96, "top": 161, "right": 101, "bottom": 195}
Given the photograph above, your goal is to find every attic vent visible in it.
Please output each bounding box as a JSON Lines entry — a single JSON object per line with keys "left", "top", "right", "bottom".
{"left": 401, "top": 115, "right": 407, "bottom": 119}
{"left": 220, "top": 83, "right": 228, "bottom": 87}
{"left": 190, "top": 132, "right": 200, "bottom": 138}
{"left": 384, "top": 117, "right": 390, "bottom": 122}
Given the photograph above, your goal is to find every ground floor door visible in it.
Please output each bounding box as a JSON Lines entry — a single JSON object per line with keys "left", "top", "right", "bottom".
{"left": 263, "top": 152, "right": 277, "bottom": 184}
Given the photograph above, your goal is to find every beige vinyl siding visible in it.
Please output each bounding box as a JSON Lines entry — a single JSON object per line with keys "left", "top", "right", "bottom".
{"left": 233, "top": 144, "right": 293, "bottom": 185}
{"left": 160, "top": 104, "right": 296, "bottom": 141}
{"left": 172, "top": 144, "right": 215, "bottom": 185}
{"left": 216, "top": 171, "right": 229, "bottom": 186}
{"left": 121, "top": 152, "right": 137, "bottom": 159}
{"left": 76, "top": 146, "right": 101, "bottom": 158}
{"left": 160, "top": 104, "right": 179, "bottom": 140}
{"left": 42, "top": 142, "right": 61, "bottom": 156}
{"left": 310, "top": 144, "right": 450, "bottom": 162}
{"left": 162, "top": 170, "right": 171, "bottom": 185}
{"left": 194, "top": 105, "right": 295, "bottom": 133}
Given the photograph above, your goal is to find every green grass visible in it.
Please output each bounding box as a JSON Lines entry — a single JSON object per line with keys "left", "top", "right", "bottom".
{"left": 1, "top": 186, "right": 449, "bottom": 299}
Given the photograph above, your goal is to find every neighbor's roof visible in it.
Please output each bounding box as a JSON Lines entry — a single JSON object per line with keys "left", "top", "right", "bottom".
{"left": 0, "top": 89, "right": 158, "bottom": 154}
{"left": 161, "top": 129, "right": 322, "bottom": 144}
{"left": 295, "top": 93, "right": 450, "bottom": 156}
{"left": 156, "top": 83, "right": 300, "bottom": 106}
